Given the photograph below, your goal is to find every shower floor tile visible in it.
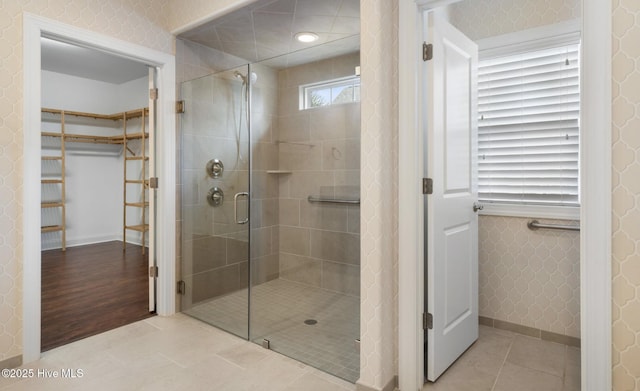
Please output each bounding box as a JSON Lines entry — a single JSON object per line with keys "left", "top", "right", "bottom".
{"left": 184, "top": 279, "right": 360, "bottom": 383}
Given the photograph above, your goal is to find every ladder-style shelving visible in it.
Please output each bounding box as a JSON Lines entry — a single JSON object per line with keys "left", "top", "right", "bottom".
{"left": 41, "top": 110, "right": 66, "bottom": 250}
{"left": 41, "top": 108, "right": 149, "bottom": 253}
{"left": 123, "top": 108, "right": 149, "bottom": 254}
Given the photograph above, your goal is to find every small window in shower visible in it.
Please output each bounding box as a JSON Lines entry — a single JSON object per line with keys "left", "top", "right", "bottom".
{"left": 300, "top": 75, "right": 360, "bottom": 110}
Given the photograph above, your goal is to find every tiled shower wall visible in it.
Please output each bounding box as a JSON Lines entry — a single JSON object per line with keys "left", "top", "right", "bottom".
{"left": 249, "top": 62, "right": 281, "bottom": 285}
{"left": 180, "top": 73, "right": 251, "bottom": 306}
{"left": 178, "top": 42, "right": 279, "bottom": 307}
{"left": 276, "top": 53, "right": 361, "bottom": 297}
{"left": 175, "top": 39, "right": 250, "bottom": 311}
{"left": 176, "top": 41, "right": 360, "bottom": 303}
{"left": 449, "top": 0, "right": 582, "bottom": 339}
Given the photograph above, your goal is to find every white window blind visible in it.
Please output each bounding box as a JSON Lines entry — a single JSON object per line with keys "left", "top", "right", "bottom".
{"left": 478, "top": 42, "right": 580, "bottom": 206}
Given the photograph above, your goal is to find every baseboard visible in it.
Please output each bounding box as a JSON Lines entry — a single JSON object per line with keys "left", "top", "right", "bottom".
{"left": 42, "top": 233, "right": 120, "bottom": 250}
{"left": 0, "top": 355, "right": 22, "bottom": 369}
{"left": 480, "top": 316, "right": 580, "bottom": 347}
{"left": 41, "top": 234, "right": 145, "bottom": 251}
{"left": 356, "top": 375, "right": 397, "bottom": 391}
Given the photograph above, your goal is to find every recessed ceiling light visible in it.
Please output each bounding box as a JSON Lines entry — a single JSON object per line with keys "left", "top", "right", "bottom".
{"left": 295, "top": 32, "right": 319, "bottom": 43}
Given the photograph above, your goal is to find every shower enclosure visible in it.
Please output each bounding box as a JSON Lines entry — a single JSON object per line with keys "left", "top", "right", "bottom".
{"left": 180, "top": 43, "right": 361, "bottom": 382}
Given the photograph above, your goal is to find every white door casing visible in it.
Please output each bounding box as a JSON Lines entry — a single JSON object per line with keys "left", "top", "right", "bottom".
{"left": 425, "top": 13, "right": 479, "bottom": 381}
{"left": 148, "top": 67, "right": 157, "bottom": 312}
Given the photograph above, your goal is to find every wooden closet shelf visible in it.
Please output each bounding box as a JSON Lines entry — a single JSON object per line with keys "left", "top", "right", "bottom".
{"left": 41, "top": 202, "right": 64, "bottom": 208}
{"left": 41, "top": 156, "right": 63, "bottom": 160}
{"left": 125, "top": 224, "right": 149, "bottom": 233}
{"left": 125, "top": 179, "right": 149, "bottom": 185}
{"left": 122, "top": 132, "right": 149, "bottom": 140}
{"left": 41, "top": 179, "right": 63, "bottom": 184}
{"left": 125, "top": 156, "right": 149, "bottom": 161}
{"left": 42, "top": 132, "right": 147, "bottom": 145}
{"left": 41, "top": 225, "right": 64, "bottom": 233}
{"left": 42, "top": 108, "right": 117, "bottom": 121}
{"left": 42, "top": 107, "right": 149, "bottom": 121}
{"left": 125, "top": 202, "right": 149, "bottom": 207}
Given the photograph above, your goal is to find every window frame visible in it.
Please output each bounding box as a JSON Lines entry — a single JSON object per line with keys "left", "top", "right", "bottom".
{"left": 476, "top": 19, "right": 582, "bottom": 220}
{"left": 299, "top": 75, "right": 361, "bottom": 110}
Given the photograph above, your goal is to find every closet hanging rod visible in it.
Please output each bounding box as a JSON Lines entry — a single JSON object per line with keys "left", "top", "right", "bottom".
{"left": 307, "top": 196, "right": 360, "bottom": 205}
{"left": 527, "top": 219, "right": 580, "bottom": 232}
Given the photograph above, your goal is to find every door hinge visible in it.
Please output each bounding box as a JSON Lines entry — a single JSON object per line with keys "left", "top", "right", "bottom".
{"left": 176, "top": 100, "right": 185, "bottom": 114}
{"left": 423, "top": 42, "right": 433, "bottom": 61}
{"left": 149, "top": 88, "right": 158, "bottom": 100}
{"left": 177, "top": 280, "right": 186, "bottom": 295}
{"left": 423, "top": 312, "right": 433, "bottom": 330}
{"left": 149, "top": 177, "right": 159, "bottom": 189}
{"left": 149, "top": 266, "right": 158, "bottom": 278}
{"left": 423, "top": 178, "right": 433, "bottom": 195}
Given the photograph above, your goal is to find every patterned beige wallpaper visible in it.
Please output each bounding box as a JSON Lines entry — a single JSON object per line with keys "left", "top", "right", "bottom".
{"left": 612, "top": 1, "right": 640, "bottom": 389}
{"left": 449, "top": 0, "right": 580, "bottom": 40}
{"left": 479, "top": 216, "right": 580, "bottom": 338}
{"left": 358, "top": 0, "right": 398, "bottom": 389}
{"left": 0, "top": 0, "right": 173, "bottom": 362}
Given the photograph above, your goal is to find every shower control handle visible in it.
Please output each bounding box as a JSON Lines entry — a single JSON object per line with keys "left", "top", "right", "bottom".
{"left": 207, "top": 187, "right": 224, "bottom": 207}
{"left": 234, "top": 192, "right": 249, "bottom": 224}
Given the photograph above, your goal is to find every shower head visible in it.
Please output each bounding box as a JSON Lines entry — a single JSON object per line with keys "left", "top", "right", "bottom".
{"left": 233, "top": 71, "right": 258, "bottom": 85}
{"left": 234, "top": 70, "right": 247, "bottom": 84}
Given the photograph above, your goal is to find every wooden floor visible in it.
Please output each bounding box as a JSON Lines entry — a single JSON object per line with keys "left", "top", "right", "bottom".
{"left": 41, "top": 241, "right": 154, "bottom": 352}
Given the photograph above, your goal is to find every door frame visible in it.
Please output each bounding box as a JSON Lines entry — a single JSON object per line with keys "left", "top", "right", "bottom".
{"left": 22, "top": 13, "right": 176, "bottom": 363}
{"left": 398, "top": 0, "right": 611, "bottom": 390}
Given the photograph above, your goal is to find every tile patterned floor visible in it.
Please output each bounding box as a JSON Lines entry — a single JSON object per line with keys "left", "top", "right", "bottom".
{"left": 423, "top": 326, "right": 581, "bottom": 391}
{"left": 184, "top": 279, "right": 361, "bottom": 382}
{"left": 0, "top": 314, "right": 356, "bottom": 391}
{"left": 0, "top": 315, "right": 579, "bottom": 391}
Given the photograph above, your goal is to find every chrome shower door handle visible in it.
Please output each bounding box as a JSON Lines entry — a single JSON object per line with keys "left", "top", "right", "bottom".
{"left": 234, "top": 192, "right": 249, "bottom": 224}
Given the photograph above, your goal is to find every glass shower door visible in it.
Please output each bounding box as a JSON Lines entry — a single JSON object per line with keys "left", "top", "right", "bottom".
{"left": 180, "top": 65, "right": 251, "bottom": 339}
{"left": 179, "top": 51, "right": 362, "bottom": 383}
{"left": 248, "top": 53, "right": 362, "bottom": 383}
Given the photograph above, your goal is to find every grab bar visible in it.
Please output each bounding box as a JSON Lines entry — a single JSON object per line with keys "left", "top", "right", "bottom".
{"left": 307, "top": 196, "right": 360, "bottom": 205}
{"left": 527, "top": 219, "right": 580, "bottom": 232}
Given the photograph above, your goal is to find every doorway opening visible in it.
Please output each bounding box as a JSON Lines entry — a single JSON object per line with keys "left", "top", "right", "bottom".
{"left": 421, "top": 5, "right": 582, "bottom": 386}
{"left": 422, "top": 6, "right": 582, "bottom": 385}
{"left": 398, "top": 1, "right": 611, "bottom": 390}
{"left": 39, "top": 37, "right": 156, "bottom": 351}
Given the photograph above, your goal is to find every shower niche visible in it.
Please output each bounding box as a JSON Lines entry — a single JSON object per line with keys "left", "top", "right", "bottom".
{"left": 177, "top": 0, "right": 361, "bottom": 383}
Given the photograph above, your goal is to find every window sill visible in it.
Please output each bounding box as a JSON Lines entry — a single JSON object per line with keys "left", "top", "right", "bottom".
{"left": 478, "top": 203, "right": 580, "bottom": 220}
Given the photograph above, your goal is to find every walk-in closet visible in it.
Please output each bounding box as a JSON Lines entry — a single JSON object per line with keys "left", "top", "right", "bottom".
{"left": 40, "top": 37, "right": 154, "bottom": 351}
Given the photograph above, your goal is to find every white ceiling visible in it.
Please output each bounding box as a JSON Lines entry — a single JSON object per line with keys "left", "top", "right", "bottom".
{"left": 179, "top": 0, "right": 360, "bottom": 69}
{"left": 41, "top": 37, "right": 149, "bottom": 84}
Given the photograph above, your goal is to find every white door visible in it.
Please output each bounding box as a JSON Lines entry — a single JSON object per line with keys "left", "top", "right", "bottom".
{"left": 425, "top": 14, "right": 479, "bottom": 381}
{"left": 148, "top": 67, "right": 157, "bottom": 312}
